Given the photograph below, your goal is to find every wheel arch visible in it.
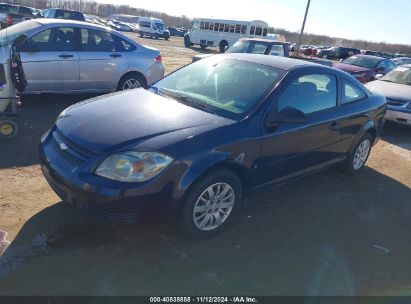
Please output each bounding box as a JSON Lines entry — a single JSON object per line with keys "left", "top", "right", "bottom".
{"left": 170, "top": 158, "right": 251, "bottom": 216}
{"left": 348, "top": 121, "right": 378, "bottom": 154}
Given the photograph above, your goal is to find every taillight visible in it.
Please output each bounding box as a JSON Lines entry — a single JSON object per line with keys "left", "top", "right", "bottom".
{"left": 155, "top": 55, "right": 162, "bottom": 63}
{"left": 6, "top": 15, "right": 12, "bottom": 27}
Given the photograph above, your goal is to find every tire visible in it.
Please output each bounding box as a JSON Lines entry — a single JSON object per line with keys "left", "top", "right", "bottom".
{"left": 177, "top": 169, "right": 243, "bottom": 239}
{"left": 139, "top": 31, "right": 144, "bottom": 38}
{"left": 184, "top": 35, "right": 192, "bottom": 48}
{"left": 154, "top": 34, "right": 159, "bottom": 40}
{"left": 219, "top": 41, "right": 228, "bottom": 53}
{"left": 117, "top": 73, "right": 146, "bottom": 91}
{"left": 0, "top": 119, "right": 18, "bottom": 139}
{"left": 344, "top": 133, "right": 373, "bottom": 174}
{"left": 200, "top": 45, "right": 207, "bottom": 50}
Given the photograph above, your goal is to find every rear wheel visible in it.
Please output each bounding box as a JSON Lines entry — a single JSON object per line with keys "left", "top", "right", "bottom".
{"left": 117, "top": 73, "right": 146, "bottom": 91}
{"left": 0, "top": 119, "right": 18, "bottom": 139}
{"left": 200, "top": 45, "right": 207, "bottom": 50}
{"left": 219, "top": 40, "right": 228, "bottom": 53}
{"left": 139, "top": 31, "right": 144, "bottom": 38}
{"left": 177, "top": 169, "right": 243, "bottom": 239}
{"left": 344, "top": 133, "right": 373, "bottom": 174}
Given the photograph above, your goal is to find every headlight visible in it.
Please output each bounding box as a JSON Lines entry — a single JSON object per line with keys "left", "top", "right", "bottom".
{"left": 352, "top": 72, "right": 367, "bottom": 78}
{"left": 95, "top": 152, "right": 173, "bottom": 182}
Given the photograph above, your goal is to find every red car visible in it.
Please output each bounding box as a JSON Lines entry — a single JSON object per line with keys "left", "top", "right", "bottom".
{"left": 333, "top": 54, "right": 397, "bottom": 83}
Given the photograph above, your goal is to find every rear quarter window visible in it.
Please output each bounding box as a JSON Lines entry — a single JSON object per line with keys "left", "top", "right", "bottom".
{"left": 343, "top": 81, "right": 367, "bottom": 104}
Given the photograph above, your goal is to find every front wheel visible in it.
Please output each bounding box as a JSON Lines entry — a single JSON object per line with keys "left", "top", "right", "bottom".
{"left": 139, "top": 31, "right": 144, "bottom": 38}
{"left": 344, "top": 133, "right": 373, "bottom": 174}
{"left": 177, "top": 170, "right": 243, "bottom": 239}
{"left": 184, "top": 35, "right": 192, "bottom": 48}
{"left": 0, "top": 119, "right": 18, "bottom": 139}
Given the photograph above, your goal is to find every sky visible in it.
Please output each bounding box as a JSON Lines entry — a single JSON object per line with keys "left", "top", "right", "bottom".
{"left": 96, "top": 0, "right": 411, "bottom": 45}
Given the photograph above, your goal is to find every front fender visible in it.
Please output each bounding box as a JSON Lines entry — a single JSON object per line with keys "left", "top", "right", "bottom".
{"left": 170, "top": 149, "right": 250, "bottom": 209}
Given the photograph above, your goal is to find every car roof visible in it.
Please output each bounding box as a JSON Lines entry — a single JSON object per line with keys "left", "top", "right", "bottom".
{"left": 239, "top": 37, "right": 284, "bottom": 44}
{"left": 353, "top": 54, "right": 386, "bottom": 60}
{"left": 401, "top": 64, "right": 411, "bottom": 68}
{"left": 35, "top": 18, "right": 108, "bottom": 30}
{"left": 213, "top": 53, "right": 318, "bottom": 71}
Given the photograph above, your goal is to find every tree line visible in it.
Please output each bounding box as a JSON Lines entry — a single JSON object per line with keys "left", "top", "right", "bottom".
{"left": 3, "top": 0, "right": 411, "bottom": 55}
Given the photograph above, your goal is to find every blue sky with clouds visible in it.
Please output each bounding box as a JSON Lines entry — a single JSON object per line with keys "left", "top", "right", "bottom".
{"left": 97, "top": 0, "right": 411, "bottom": 45}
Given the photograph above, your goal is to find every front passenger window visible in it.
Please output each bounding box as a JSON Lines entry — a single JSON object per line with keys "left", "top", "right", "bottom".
{"left": 278, "top": 74, "right": 337, "bottom": 115}
{"left": 23, "top": 27, "right": 75, "bottom": 51}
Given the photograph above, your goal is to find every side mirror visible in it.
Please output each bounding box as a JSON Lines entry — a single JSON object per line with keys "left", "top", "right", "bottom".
{"left": 375, "top": 74, "right": 384, "bottom": 80}
{"left": 266, "top": 107, "right": 308, "bottom": 127}
{"left": 339, "top": 59, "right": 344, "bottom": 63}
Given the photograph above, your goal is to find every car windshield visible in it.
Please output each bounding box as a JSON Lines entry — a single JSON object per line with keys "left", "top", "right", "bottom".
{"left": 381, "top": 66, "right": 411, "bottom": 85}
{"left": 343, "top": 56, "right": 381, "bottom": 69}
{"left": 155, "top": 23, "right": 165, "bottom": 30}
{"left": 227, "top": 41, "right": 270, "bottom": 54}
{"left": 153, "top": 57, "right": 284, "bottom": 120}
{"left": 0, "top": 20, "right": 41, "bottom": 46}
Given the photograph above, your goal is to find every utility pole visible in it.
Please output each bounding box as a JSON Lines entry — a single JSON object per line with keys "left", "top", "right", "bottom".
{"left": 296, "top": 0, "right": 311, "bottom": 56}
{"left": 79, "top": 0, "right": 82, "bottom": 11}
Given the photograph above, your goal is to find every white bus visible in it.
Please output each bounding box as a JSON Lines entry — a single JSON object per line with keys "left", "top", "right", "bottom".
{"left": 184, "top": 18, "right": 269, "bottom": 53}
{"left": 109, "top": 14, "right": 140, "bottom": 24}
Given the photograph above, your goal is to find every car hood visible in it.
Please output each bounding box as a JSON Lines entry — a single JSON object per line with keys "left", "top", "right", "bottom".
{"left": 365, "top": 80, "right": 411, "bottom": 101}
{"left": 333, "top": 63, "right": 372, "bottom": 74}
{"left": 56, "top": 89, "right": 233, "bottom": 153}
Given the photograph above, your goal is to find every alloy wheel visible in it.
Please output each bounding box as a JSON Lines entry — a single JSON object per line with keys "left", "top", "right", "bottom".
{"left": 353, "top": 139, "right": 371, "bottom": 170}
{"left": 192, "top": 183, "right": 235, "bottom": 231}
{"left": 122, "top": 79, "right": 141, "bottom": 90}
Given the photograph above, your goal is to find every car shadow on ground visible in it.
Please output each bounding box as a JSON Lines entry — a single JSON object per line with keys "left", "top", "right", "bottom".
{"left": 0, "top": 94, "right": 98, "bottom": 169}
{"left": 382, "top": 122, "right": 411, "bottom": 152}
{"left": 188, "top": 46, "right": 219, "bottom": 54}
{"left": 1, "top": 167, "right": 411, "bottom": 296}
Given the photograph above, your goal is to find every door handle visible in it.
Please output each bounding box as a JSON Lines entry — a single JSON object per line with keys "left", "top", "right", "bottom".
{"left": 59, "top": 54, "right": 74, "bottom": 59}
{"left": 110, "top": 54, "right": 122, "bottom": 58}
{"left": 329, "top": 122, "right": 342, "bottom": 132}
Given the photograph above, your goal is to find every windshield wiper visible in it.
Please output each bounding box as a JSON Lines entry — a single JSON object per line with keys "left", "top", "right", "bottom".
{"left": 153, "top": 87, "right": 215, "bottom": 114}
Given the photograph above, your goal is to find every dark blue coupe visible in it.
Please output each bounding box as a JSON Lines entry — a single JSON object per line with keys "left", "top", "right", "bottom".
{"left": 39, "top": 54, "right": 386, "bottom": 238}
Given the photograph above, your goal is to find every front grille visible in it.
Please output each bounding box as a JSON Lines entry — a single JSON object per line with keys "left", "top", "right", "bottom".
{"left": 74, "top": 202, "right": 140, "bottom": 224}
{"left": 387, "top": 98, "right": 407, "bottom": 107}
{"left": 50, "top": 130, "right": 96, "bottom": 166}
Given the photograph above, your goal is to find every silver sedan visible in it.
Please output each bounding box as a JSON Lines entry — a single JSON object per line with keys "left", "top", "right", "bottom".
{"left": 0, "top": 18, "right": 164, "bottom": 94}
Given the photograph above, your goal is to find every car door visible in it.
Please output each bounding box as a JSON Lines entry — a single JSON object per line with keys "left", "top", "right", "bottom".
{"left": 78, "top": 28, "right": 128, "bottom": 92}
{"left": 255, "top": 71, "right": 346, "bottom": 187}
{"left": 19, "top": 26, "right": 80, "bottom": 93}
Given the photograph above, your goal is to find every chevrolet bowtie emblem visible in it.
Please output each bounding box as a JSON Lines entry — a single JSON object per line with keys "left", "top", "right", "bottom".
{"left": 60, "top": 143, "right": 68, "bottom": 151}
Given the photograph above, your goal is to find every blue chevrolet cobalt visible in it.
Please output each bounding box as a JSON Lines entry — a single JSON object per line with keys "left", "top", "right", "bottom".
{"left": 39, "top": 54, "right": 386, "bottom": 238}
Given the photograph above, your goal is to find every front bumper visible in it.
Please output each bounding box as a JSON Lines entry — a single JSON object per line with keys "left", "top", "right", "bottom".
{"left": 386, "top": 107, "right": 411, "bottom": 126}
{"left": 39, "top": 129, "right": 180, "bottom": 223}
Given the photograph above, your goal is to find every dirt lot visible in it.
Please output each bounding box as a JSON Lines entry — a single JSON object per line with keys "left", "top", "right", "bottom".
{"left": 0, "top": 35, "right": 410, "bottom": 296}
